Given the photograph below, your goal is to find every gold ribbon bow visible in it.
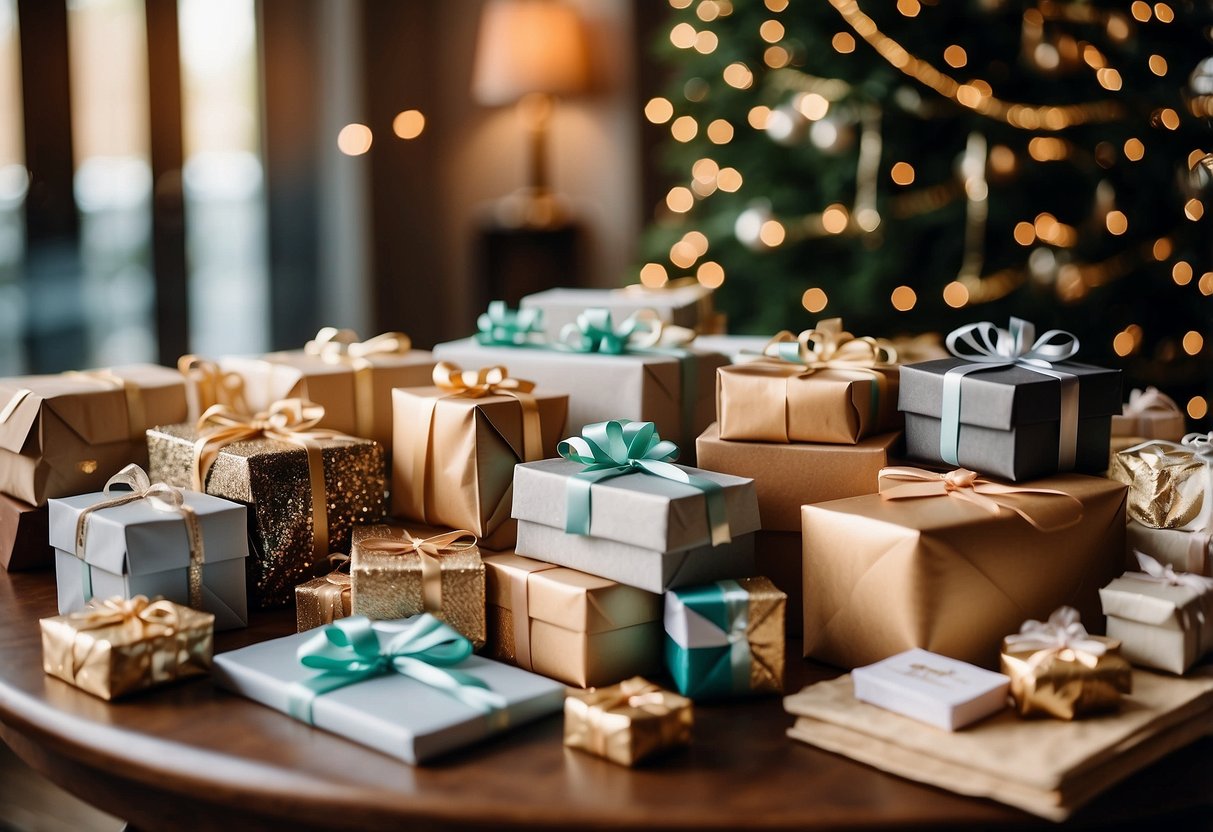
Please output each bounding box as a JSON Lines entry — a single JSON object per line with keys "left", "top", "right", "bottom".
{"left": 178, "top": 354, "right": 249, "bottom": 417}
{"left": 303, "top": 327, "right": 413, "bottom": 440}
{"left": 74, "top": 465, "right": 206, "bottom": 609}
{"left": 566, "top": 676, "right": 693, "bottom": 765}
{"left": 69, "top": 594, "right": 182, "bottom": 636}
{"left": 193, "top": 399, "right": 350, "bottom": 565}
{"left": 878, "top": 466, "right": 1084, "bottom": 532}
{"left": 762, "top": 318, "right": 898, "bottom": 370}
{"left": 64, "top": 369, "right": 147, "bottom": 442}
{"left": 356, "top": 529, "right": 477, "bottom": 613}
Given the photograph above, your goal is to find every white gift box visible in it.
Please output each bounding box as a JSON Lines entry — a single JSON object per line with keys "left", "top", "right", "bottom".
{"left": 519, "top": 286, "right": 713, "bottom": 340}
{"left": 851, "top": 648, "right": 1010, "bottom": 731}
{"left": 1126, "top": 520, "right": 1211, "bottom": 577}
{"left": 1100, "top": 569, "right": 1213, "bottom": 675}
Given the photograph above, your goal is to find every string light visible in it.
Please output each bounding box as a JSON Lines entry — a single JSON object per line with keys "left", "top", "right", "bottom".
{"left": 670, "top": 23, "right": 697, "bottom": 49}
{"left": 1124, "top": 138, "right": 1145, "bottom": 161}
{"left": 1200, "top": 273, "right": 1213, "bottom": 295}
{"left": 683, "top": 230, "right": 710, "bottom": 256}
{"left": 666, "top": 187, "right": 694, "bottom": 213}
{"left": 1185, "top": 199, "right": 1205, "bottom": 221}
{"left": 764, "top": 0, "right": 788, "bottom": 11}
{"left": 942, "top": 281, "right": 969, "bottom": 307}
{"left": 747, "top": 106, "right": 771, "bottom": 129}
{"left": 645, "top": 98, "right": 674, "bottom": 124}
{"left": 723, "top": 63, "right": 754, "bottom": 89}
{"left": 1173, "top": 261, "right": 1194, "bottom": 285}
{"left": 697, "top": 0, "right": 720, "bottom": 22}
{"left": 1153, "top": 238, "right": 1174, "bottom": 260}
{"left": 943, "top": 45, "right": 967, "bottom": 69}
{"left": 695, "top": 31, "right": 719, "bottom": 54}
{"left": 1105, "top": 210, "right": 1128, "bottom": 235}
{"left": 759, "top": 219, "right": 786, "bottom": 246}
{"left": 1154, "top": 3, "right": 1174, "bottom": 23}
{"left": 707, "top": 119, "right": 735, "bottom": 144}
{"left": 337, "top": 123, "right": 372, "bottom": 155}
{"left": 890, "top": 285, "right": 917, "bottom": 311}
{"left": 697, "top": 261, "right": 726, "bottom": 288}
{"left": 671, "top": 116, "right": 699, "bottom": 142}
{"left": 890, "top": 162, "right": 915, "bottom": 185}
{"left": 640, "top": 263, "right": 669, "bottom": 287}
{"left": 760, "top": 20, "right": 785, "bottom": 43}
{"left": 832, "top": 32, "right": 856, "bottom": 53}
{"left": 1130, "top": 1, "right": 1151, "bottom": 22}
{"left": 717, "top": 167, "right": 743, "bottom": 191}
{"left": 801, "top": 287, "right": 828, "bottom": 312}
{"left": 1188, "top": 396, "right": 1208, "bottom": 420}
{"left": 1149, "top": 55, "right": 1168, "bottom": 76}
{"left": 1184, "top": 331, "right": 1204, "bottom": 355}
{"left": 392, "top": 110, "right": 425, "bottom": 140}
{"left": 821, "top": 204, "right": 849, "bottom": 233}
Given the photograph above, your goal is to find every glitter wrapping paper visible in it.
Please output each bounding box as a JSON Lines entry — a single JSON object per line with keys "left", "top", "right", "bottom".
{"left": 563, "top": 676, "right": 693, "bottom": 766}
{"left": 40, "top": 597, "right": 214, "bottom": 700}
{"left": 147, "top": 423, "right": 385, "bottom": 609}
{"left": 295, "top": 571, "right": 352, "bottom": 632}
{"left": 350, "top": 524, "right": 486, "bottom": 648}
{"left": 1000, "top": 637, "right": 1132, "bottom": 720}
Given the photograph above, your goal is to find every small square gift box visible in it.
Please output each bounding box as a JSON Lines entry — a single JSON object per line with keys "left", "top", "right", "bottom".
{"left": 899, "top": 318, "right": 1121, "bottom": 482}
{"left": 520, "top": 282, "right": 719, "bottom": 341}
{"left": 213, "top": 614, "right": 565, "bottom": 764}
{"left": 49, "top": 464, "right": 248, "bottom": 630}
{"left": 1000, "top": 607, "right": 1132, "bottom": 720}
{"left": 802, "top": 466, "right": 1126, "bottom": 669}
{"left": 0, "top": 364, "right": 188, "bottom": 506}
{"left": 1112, "top": 387, "right": 1187, "bottom": 442}
{"left": 716, "top": 319, "right": 902, "bottom": 445}
{"left": 512, "top": 420, "right": 761, "bottom": 593}
{"left": 294, "top": 556, "right": 352, "bottom": 632}
{"left": 663, "top": 576, "right": 785, "bottom": 699}
{"left": 1099, "top": 551, "right": 1213, "bottom": 675}
{"left": 147, "top": 398, "right": 386, "bottom": 609}
{"left": 41, "top": 595, "right": 214, "bottom": 700}
{"left": 563, "top": 676, "right": 693, "bottom": 766}
{"left": 391, "top": 362, "right": 568, "bottom": 550}
{"left": 218, "top": 327, "right": 435, "bottom": 452}
{"left": 851, "top": 648, "right": 1010, "bottom": 731}
{"left": 483, "top": 552, "right": 663, "bottom": 688}
{"left": 350, "top": 524, "right": 486, "bottom": 648}
{"left": 1109, "top": 433, "right": 1213, "bottom": 532}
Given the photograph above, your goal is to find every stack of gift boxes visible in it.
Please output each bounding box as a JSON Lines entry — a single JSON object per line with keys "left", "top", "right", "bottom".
{"left": 4, "top": 284, "right": 1213, "bottom": 805}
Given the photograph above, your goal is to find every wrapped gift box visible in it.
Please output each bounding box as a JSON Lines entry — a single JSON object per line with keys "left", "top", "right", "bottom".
{"left": 851, "top": 648, "right": 1010, "bottom": 731}
{"left": 1100, "top": 555, "right": 1213, "bottom": 674}
{"left": 431, "top": 337, "right": 726, "bottom": 460}
{"left": 802, "top": 471, "right": 1127, "bottom": 669}
{"left": 1109, "top": 438, "right": 1210, "bottom": 531}
{"left": 1111, "top": 387, "right": 1186, "bottom": 442}
{"left": 391, "top": 380, "right": 567, "bottom": 550}
{"left": 664, "top": 576, "right": 785, "bottom": 699}
{"left": 350, "top": 523, "right": 486, "bottom": 648}
{"left": 49, "top": 479, "right": 249, "bottom": 630}
{"left": 295, "top": 568, "right": 352, "bottom": 632}
{"left": 520, "top": 285, "right": 716, "bottom": 340}
{"left": 512, "top": 456, "right": 760, "bottom": 593}
{"left": 0, "top": 365, "right": 188, "bottom": 506}
{"left": 1126, "top": 520, "right": 1211, "bottom": 576}
{"left": 484, "top": 551, "right": 662, "bottom": 687}
{"left": 147, "top": 422, "right": 385, "bottom": 609}
{"left": 41, "top": 596, "right": 213, "bottom": 700}
{"left": 0, "top": 493, "right": 52, "bottom": 571}
{"left": 563, "top": 676, "right": 693, "bottom": 766}
{"left": 213, "top": 615, "right": 565, "bottom": 765}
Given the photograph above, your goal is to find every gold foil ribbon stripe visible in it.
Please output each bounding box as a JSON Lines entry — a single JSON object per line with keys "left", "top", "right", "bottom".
{"left": 357, "top": 530, "right": 477, "bottom": 614}
{"left": 64, "top": 370, "right": 147, "bottom": 442}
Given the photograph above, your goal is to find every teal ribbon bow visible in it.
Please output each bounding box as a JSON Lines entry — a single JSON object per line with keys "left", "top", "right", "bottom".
{"left": 557, "top": 420, "right": 731, "bottom": 547}
{"left": 476, "top": 301, "right": 544, "bottom": 347}
{"left": 665, "top": 580, "right": 753, "bottom": 699}
{"left": 287, "top": 614, "right": 504, "bottom": 724}
{"left": 558, "top": 308, "right": 667, "bottom": 354}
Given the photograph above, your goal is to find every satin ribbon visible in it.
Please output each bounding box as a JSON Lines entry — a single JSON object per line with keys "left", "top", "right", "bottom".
{"left": 504, "top": 561, "right": 559, "bottom": 671}
{"left": 69, "top": 595, "right": 181, "bottom": 635}
{"left": 314, "top": 554, "right": 353, "bottom": 627}
{"left": 355, "top": 529, "right": 477, "bottom": 614}
{"left": 665, "top": 580, "right": 752, "bottom": 698}
{"left": 287, "top": 614, "right": 503, "bottom": 725}
{"left": 1121, "top": 433, "right": 1213, "bottom": 531}
{"left": 1003, "top": 606, "right": 1108, "bottom": 671}
{"left": 1119, "top": 387, "right": 1183, "bottom": 433}
{"left": 192, "top": 399, "right": 350, "bottom": 566}
{"left": 1132, "top": 550, "right": 1213, "bottom": 593}
{"left": 304, "top": 327, "right": 413, "bottom": 440}
{"left": 940, "top": 318, "right": 1081, "bottom": 469}
{"left": 558, "top": 420, "right": 731, "bottom": 547}
{"left": 878, "top": 466, "right": 1083, "bottom": 532}
{"left": 73, "top": 464, "right": 205, "bottom": 608}
{"left": 477, "top": 301, "right": 545, "bottom": 346}
{"left": 177, "top": 355, "right": 249, "bottom": 417}
{"left": 64, "top": 370, "right": 147, "bottom": 442}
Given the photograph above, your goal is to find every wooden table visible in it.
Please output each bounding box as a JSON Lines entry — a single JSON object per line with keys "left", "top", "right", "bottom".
{"left": 2, "top": 569, "right": 1212, "bottom": 832}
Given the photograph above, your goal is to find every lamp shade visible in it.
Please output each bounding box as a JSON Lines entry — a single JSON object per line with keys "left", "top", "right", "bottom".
{"left": 472, "top": 0, "right": 590, "bottom": 105}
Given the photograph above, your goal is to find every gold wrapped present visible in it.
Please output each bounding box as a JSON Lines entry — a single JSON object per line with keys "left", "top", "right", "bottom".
{"left": 219, "top": 327, "right": 435, "bottom": 451}
{"left": 295, "top": 558, "right": 352, "bottom": 632}
{"left": 1109, "top": 434, "right": 1212, "bottom": 531}
{"left": 391, "top": 363, "right": 567, "bottom": 550}
{"left": 1111, "top": 387, "right": 1187, "bottom": 441}
{"left": 40, "top": 595, "right": 213, "bottom": 700}
{"left": 484, "top": 552, "right": 662, "bottom": 687}
{"left": 350, "top": 524, "right": 486, "bottom": 648}
{"left": 564, "top": 676, "right": 693, "bottom": 766}
{"left": 147, "top": 399, "right": 386, "bottom": 609}
{"left": 716, "top": 320, "right": 900, "bottom": 445}
{"left": 0, "top": 365, "right": 187, "bottom": 506}
{"left": 1000, "top": 607, "right": 1132, "bottom": 720}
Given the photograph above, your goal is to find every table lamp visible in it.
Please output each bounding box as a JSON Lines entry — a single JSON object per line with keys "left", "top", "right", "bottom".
{"left": 472, "top": 0, "right": 590, "bottom": 228}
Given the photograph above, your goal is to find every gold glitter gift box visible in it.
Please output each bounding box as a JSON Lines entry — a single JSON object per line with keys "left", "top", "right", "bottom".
{"left": 564, "top": 676, "right": 693, "bottom": 766}
{"left": 294, "top": 564, "right": 352, "bottom": 632}
{"left": 350, "top": 523, "right": 486, "bottom": 648}
{"left": 147, "top": 408, "right": 385, "bottom": 609}
{"left": 41, "top": 595, "right": 214, "bottom": 701}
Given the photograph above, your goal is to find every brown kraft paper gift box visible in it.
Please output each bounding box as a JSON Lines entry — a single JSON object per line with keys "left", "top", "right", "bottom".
{"left": 801, "top": 471, "right": 1127, "bottom": 669}
{"left": 0, "top": 493, "right": 52, "bottom": 571}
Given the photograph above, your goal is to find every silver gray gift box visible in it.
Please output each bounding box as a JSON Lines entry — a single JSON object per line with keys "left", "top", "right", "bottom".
{"left": 519, "top": 286, "right": 711, "bottom": 340}
{"left": 511, "top": 457, "right": 759, "bottom": 593}
{"left": 899, "top": 358, "right": 1121, "bottom": 482}
{"left": 49, "top": 491, "right": 249, "bottom": 630}
{"left": 212, "top": 619, "right": 565, "bottom": 764}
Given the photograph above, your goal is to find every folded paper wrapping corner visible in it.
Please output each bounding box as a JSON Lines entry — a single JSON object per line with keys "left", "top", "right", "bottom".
{"left": 350, "top": 525, "right": 486, "bottom": 648}
{"left": 390, "top": 362, "right": 568, "bottom": 549}
{"left": 1112, "top": 387, "right": 1187, "bottom": 441}
{"left": 295, "top": 555, "right": 353, "bottom": 632}
{"left": 801, "top": 471, "right": 1126, "bottom": 669}
{"left": 717, "top": 319, "right": 902, "bottom": 444}
{"left": 1110, "top": 433, "right": 1213, "bottom": 532}
{"left": 41, "top": 595, "right": 214, "bottom": 700}
{"left": 664, "top": 576, "right": 785, "bottom": 699}
{"left": 999, "top": 606, "right": 1132, "bottom": 720}
{"left": 564, "top": 676, "right": 693, "bottom": 766}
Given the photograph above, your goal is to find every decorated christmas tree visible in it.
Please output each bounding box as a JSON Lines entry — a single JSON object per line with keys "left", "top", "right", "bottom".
{"left": 641, "top": 0, "right": 1213, "bottom": 423}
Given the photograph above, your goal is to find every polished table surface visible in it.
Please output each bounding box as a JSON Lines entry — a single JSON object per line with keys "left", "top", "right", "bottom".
{"left": 2, "top": 568, "right": 1212, "bottom": 832}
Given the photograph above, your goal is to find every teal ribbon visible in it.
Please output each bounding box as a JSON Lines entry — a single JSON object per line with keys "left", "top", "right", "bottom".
{"left": 665, "top": 579, "right": 753, "bottom": 699}
{"left": 476, "top": 301, "right": 544, "bottom": 347}
{"left": 557, "top": 420, "right": 731, "bottom": 547}
{"left": 286, "top": 614, "right": 504, "bottom": 725}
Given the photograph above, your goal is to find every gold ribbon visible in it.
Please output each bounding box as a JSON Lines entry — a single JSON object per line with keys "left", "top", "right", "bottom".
{"left": 314, "top": 555, "right": 353, "bottom": 626}
{"left": 504, "top": 560, "right": 560, "bottom": 671}
{"left": 64, "top": 370, "right": 147, "bottom": 442}
{"left": 566, "top": 676, "right": 692, "bottom": 765}
{"left": 878, "top": 466, "right": 1084, "bottom": 532}
{"left": 304, "top": 327, "right": 413, "bottom": 441}
{"left": 178, "top": 354, "right": 249, "bottom": 416}
{"left": 355, "top": 529, "right": 477, "bottom": 613}
{"left": 74, "top": 464, "right": 206, "bottom": 609}
{"left": 69, "top": 595, "right": 181, "bottom": 636}
{"left": 192, "top": 399, "right": 350, "bottom": 565}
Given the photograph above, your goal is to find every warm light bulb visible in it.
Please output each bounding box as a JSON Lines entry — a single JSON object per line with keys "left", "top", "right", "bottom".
{"left": 666, "top": 187, "right": 695, "bottom": 213}
{"left": 645, "top": 98, "right": 674, "bottom": 124}
{"left": 802, "top": 287, "right": 828, "bottom": 312}
{"left": 1173, "top": 261, "right": 1194, "bottom": 285}
{"left": 694, "top": 31, "right": 719, "bottom": 54}
{"left": 717, "top": 168, "right": 743, "bottom": 192}
{"left": 1124, "top": 138, "right": 1145, "bottom": 161}
{"left": 1105, "top": 211, "right": 1128, "bottom": 235}
{"left": 1185, "top": 199, "right": 1205, "bottom": 221}
{"left": 942, "top": 281, "right": 969, "bottom": 308}
{"left": 1188, "top": 396, "right": 1208, "bottom": 420}
{"left": 796, "top": 93, "right": 828, "bottom": 121}
{"left": 832, "top": 32, "right": 855, "bottom": 53}
{"left": 890, "top": 162, "right": 915, "bottom": 185}
{"left": 392, "top": 110, "right": 425, "bottom": 140}
{"left": 1149, "top": 55, "right": 1168, "bottom": 76}
{"left": 723, "top": 62, "right": 754, "bottom": 90}
{"left": 640, "top": 263, "right": 669, "bottom": 287}
{"left": 1183, "top": 331, "right": 1204, "bottom": 355}
{"left": 707, "top": 119, "right": 734, "bottom": 144}
{"left": 943, "top": 45, "right": 967, "bottom": 68}
{"left": 821, "top": 205, "right": 848, "bottom": 234}
{"left": 670, "top": 22, "right": 697, "bottom": 49}
{"left": 337, "top": 123, "right": 373, "bottom": 155}
{"left": 671, "top": 115, "right": 699, "bottom": 142}
{"left": 759, "top": 219, "right": 786, "bottom": 246}
{"left": 759, "top": 19, "right": 785, "bottom": 43}
{"left": 890, "top": 285, "right": 917, "bottom": 311}
{"left": 683, "top": 230, "right": 710, "bottom": 256}
{"left": 697, "top": 261, "right": 725, "bottom": 288}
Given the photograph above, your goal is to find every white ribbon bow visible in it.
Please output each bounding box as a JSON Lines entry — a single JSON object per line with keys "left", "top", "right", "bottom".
{"left": 1004, "top": 606, "right": 1107, "bottom": 668}
{"left": 1133, "top": 550, "right": 1213, "bottom": 592}
{"left": 1124, "top": 387, "right": 1181, "bottom": 418}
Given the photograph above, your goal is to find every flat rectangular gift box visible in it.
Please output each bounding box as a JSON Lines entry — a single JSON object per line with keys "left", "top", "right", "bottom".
{"left": 49, "top": 489, "right": 249, "bottom": 630}
{"left": 851, "top": 648, "right": 1010, "bottom": 731}
{"left": 899, "top": 358, "right": 1121, "bottom": 482}
{"left": 213, "top": 618, "right": 566, "bottom": 764}
{"left": 519, "top": 285, "right": 715, "bottom": 340}
{"left": 0, "top": 493, "right": 52, "bottom": 571}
